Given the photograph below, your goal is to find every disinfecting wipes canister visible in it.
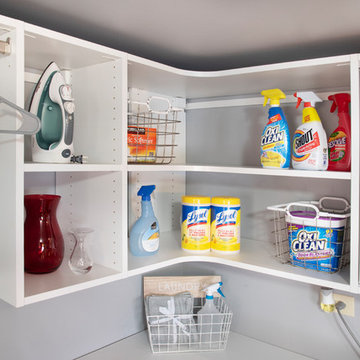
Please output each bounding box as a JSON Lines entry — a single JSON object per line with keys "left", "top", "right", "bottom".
{"left": 211, "top": 197, "right": 241, "bottom": 254}
{"left": 181, "top": 196, "right": 211, "bottom": 253}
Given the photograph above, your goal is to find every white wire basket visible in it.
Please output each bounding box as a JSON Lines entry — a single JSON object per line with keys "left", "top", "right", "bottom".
{"left": 145, "top": 296, "right": 233, "bottom": 354}
{"left": 267, "top": 197, "right": 350, "bottom": 273}
{"left": 128, "top": 95, "right": 182, "bottom": 164}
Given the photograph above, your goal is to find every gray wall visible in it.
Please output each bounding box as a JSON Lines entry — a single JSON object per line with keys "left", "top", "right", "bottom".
{"left": 1, "top": 263, "right": 359, "bottom": 360}
{"left": 182, "top": 262, "right": 360, "bottom": 360}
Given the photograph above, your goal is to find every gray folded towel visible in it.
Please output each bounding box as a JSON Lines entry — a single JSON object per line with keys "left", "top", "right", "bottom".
{"left": 146, "top": 292, "right": 198, "bottom": 347}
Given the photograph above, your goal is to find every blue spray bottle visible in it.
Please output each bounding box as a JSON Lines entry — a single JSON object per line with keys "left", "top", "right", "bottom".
{"left": 130, "top": 185, "right": 160, "bottom": 256}
{"left": 260, "top": 89, "right": 291, "bottom": 169}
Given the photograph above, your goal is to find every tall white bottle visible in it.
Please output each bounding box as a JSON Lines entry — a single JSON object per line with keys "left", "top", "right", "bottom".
{"left": 292, "top": 92, "right": 328, "bottom": 170}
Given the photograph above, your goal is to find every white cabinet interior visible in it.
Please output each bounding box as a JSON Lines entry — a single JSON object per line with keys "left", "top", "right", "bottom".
{"left": 0, "top": 14, "right": 359, "bottom": 307}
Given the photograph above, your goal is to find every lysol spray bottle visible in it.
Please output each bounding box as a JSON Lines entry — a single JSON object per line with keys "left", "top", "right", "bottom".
{"left": 260, "top": 89, "right": 291, "bottom": 168}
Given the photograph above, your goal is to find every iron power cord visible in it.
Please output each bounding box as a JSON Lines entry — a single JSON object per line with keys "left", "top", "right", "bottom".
{"left": 335, "top": 301, "right": 360, "bottom": 349}
{"left": 70, "top": 154, "right": 88, "bottom": 164}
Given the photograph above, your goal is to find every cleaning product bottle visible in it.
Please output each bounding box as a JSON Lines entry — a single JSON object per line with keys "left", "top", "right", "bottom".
{"left": 129, "top": 185, "right": 160, "bottom": 256}
{"left": 327, "top": 93, "right": 351, "bottom": 171}
{"left": 292, "top": 92, "right": 328, "bottom": 170}
{"left": 197, "top": 282, "right": 225, "bottom": 347}
{"left": 260, "top": 89, "right": 290, "bottom": 169}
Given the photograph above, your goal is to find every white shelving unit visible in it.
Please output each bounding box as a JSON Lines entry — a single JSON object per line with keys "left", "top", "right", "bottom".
{"left": 0, "top": 13, "right": 359, "bottom": 307}
{"left": 127, "top": 53, "right": 360, "bottom": 295}
{"left": 0, "top": 15, "right": 128, "bottom": 307}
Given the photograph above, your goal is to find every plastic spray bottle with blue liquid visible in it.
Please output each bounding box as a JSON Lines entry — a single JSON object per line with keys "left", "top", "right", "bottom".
{"left": 129, "top": 185, "right": 160, "bottom": 256}
{"left": 197, "top": 282, "right": 225, "bottom": 346}
{"left": 260, "top": 89, "right": 291, "bottom": 168}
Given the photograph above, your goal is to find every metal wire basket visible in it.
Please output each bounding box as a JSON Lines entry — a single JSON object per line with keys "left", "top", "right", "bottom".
{"left": 128, "top": 96, "right": 182, "bottom": 164}
{"left": 145, "top": 296, "right": 232, "bottom": 354}
{"left": 267, "top": 197, "right": 350, "bottom": 273}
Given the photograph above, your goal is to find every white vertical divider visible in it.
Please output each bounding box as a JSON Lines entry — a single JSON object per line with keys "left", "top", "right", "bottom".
{"left": 71, "top": 59, "right": 123, "bottom": 165}
{"left": 350, "top": 55, "right": 360, "bottom": 292}
{"left": 0, "top": 19, "right": 25, "bottom": 307}
{"left": 14, "top": 22, "right": 25, "bottom": 307}
{"left": 122, "top": 56, "right": 129, "bottom": 274}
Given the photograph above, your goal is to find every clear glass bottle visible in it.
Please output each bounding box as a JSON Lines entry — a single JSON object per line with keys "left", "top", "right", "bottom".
{"left": 68, "top": 227, "right": 93, "bottom": 274}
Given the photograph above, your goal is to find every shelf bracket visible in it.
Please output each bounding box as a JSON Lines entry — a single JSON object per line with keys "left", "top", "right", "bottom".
{"left": 0, "top": 38, "right": 11, "bottom": 56}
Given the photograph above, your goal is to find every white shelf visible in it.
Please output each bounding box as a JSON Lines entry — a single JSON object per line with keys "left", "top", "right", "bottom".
{"left": 78, "top": 330, "right": 313, "bottom": 360}
{"left": 24, "top": 262, "right": 123, "bottom": 304}
{"left": 128, "top": 53, "right": 351, "bottom": 99}
{"left": 128, "top": 232, "right": 351, "bottom": 292}
{"left": 127, "top": 164, "right": 351, "bottom": 180}
{"left": 24, "top": 163, "right": 123, "bottom": 172}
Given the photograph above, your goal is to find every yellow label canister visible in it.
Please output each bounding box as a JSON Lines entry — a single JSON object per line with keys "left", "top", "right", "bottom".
{"left": 181, "top": 196, "right": 211, "bottom": 253}
{"left": 211, "top": 197, "right": 241, "bottom": 254}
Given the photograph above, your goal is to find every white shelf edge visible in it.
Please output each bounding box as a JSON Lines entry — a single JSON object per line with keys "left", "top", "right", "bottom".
{"left": 127, "top": 255, "right": 351, "bottom": 293}
{"left": 24, "top": 272, "right": 124, "bottom": 305}
{"left": 186, "top": 91, "right": 345, "bottom": 110}
{"left": 127, "top": 164, "right": 351, "bottom": 180}
{"left": 128, "top": 53, "right": 352, "bottom": 79}
{"left": 24, "top": 163, "right": 123, "bottom": 172}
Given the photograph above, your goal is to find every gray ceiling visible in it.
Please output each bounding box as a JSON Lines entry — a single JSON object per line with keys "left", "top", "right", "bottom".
{"left": 1, "top": 0, "right": 360, "bottom": 70}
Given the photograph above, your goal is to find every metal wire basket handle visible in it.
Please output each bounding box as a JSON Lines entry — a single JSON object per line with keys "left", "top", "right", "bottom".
{"left": 130, "top": 96, "right": 183, "bottom": 115}
{"left": 319, "top": 196, "right": 350, "bottom": 213}
{"left": 285, "top": 202, "right": 320, "bottom": 220}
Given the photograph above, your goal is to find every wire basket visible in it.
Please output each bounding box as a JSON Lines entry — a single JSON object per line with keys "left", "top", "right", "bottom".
{"left": 267, "top": 197, "right": 350, "bottom": 273}
{"left": 145, "top": 296, "right": 232, "bottom": 354}
{"left": 128, "top": 96, "right": 182, "bottom": 164}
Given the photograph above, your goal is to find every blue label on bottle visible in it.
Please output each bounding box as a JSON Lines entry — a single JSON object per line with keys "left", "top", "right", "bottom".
{"left": 142, "top": 221, "right": 159, "bottom": 252}
{"left": 288, "top": 225, "right": 344, "bottom": 273}
{"left": 260, "top": 107, "right": 290, "bottom": 168}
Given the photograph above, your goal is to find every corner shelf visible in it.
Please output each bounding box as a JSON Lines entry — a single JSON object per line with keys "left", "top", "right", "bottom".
{"left": 24, "top": 263, "right": 123, "bottom": 305}
{"left": 127, "top": 231, "right": 351, "bottom": 292}
{"left": 127, "top": 164, "right": 351, "bottom": 180}
{"left": 24, "top": 163, "right": 123, "bottom": 172}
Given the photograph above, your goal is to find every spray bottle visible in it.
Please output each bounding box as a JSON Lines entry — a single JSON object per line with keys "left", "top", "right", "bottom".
{"left": 129, "top": 185, "right": 160, "bottom": 256}
{"left": 292, "top": 92, "right": 328, "bottom": 170}
{"left": 327, "top": 93, "right": 351, "bottom": 171}
{"left": 260, "top": 89, "right": 290, "bottom": 169}
{"left": 197, "top": 282, "right": 225, "bottom": 345}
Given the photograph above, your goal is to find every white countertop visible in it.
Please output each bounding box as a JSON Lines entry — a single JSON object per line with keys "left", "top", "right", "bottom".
{"left": 78, "top": 331, "right": 313, "bottom": 360}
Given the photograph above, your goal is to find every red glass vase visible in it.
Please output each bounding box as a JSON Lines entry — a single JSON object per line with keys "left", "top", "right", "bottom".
{"left": 24, "top": 194, "right": 64, "bottom": 274}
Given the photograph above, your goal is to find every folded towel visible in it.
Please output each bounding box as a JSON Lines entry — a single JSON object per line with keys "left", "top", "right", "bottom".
{"left": 146, "top": 292, "right": 198, "bottom": 346}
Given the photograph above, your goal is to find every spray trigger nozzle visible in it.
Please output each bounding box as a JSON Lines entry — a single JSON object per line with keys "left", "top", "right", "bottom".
{"left": 328, "top": 93, "right": 351, "bottom": 114}
{"left": 293, "top": 91, "right": 322, "bottom": 108}
{"left": 202, "top": 282, "right": 225, "bottom": 299}
{"left": 137, "top": 185, "right": 155, "bottom": 201}
{"left": 295, "top": 96, "right": 302, "bottom": 109}
{"left": 261, "top": 89, "right": 286, "bottom": 107}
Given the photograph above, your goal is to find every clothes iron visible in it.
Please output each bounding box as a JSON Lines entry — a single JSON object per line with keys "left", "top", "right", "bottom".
{"left": 29, "top": 62, "right": 74, "bottom": 163}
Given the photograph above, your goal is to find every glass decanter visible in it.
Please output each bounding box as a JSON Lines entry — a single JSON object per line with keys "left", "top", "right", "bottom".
{"left": 68, "top": 227, "right": 94, "bottom": 274}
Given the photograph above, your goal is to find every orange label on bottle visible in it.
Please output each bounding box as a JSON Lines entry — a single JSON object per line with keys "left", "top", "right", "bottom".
{"left": 268, "top": 113, "right": 282, "bottom": 124}
{"left": 328, "top": 131, "right": 346, "bottom": 162}
{"left": 128, "top": 126, "right": 156, "bottom": 162}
